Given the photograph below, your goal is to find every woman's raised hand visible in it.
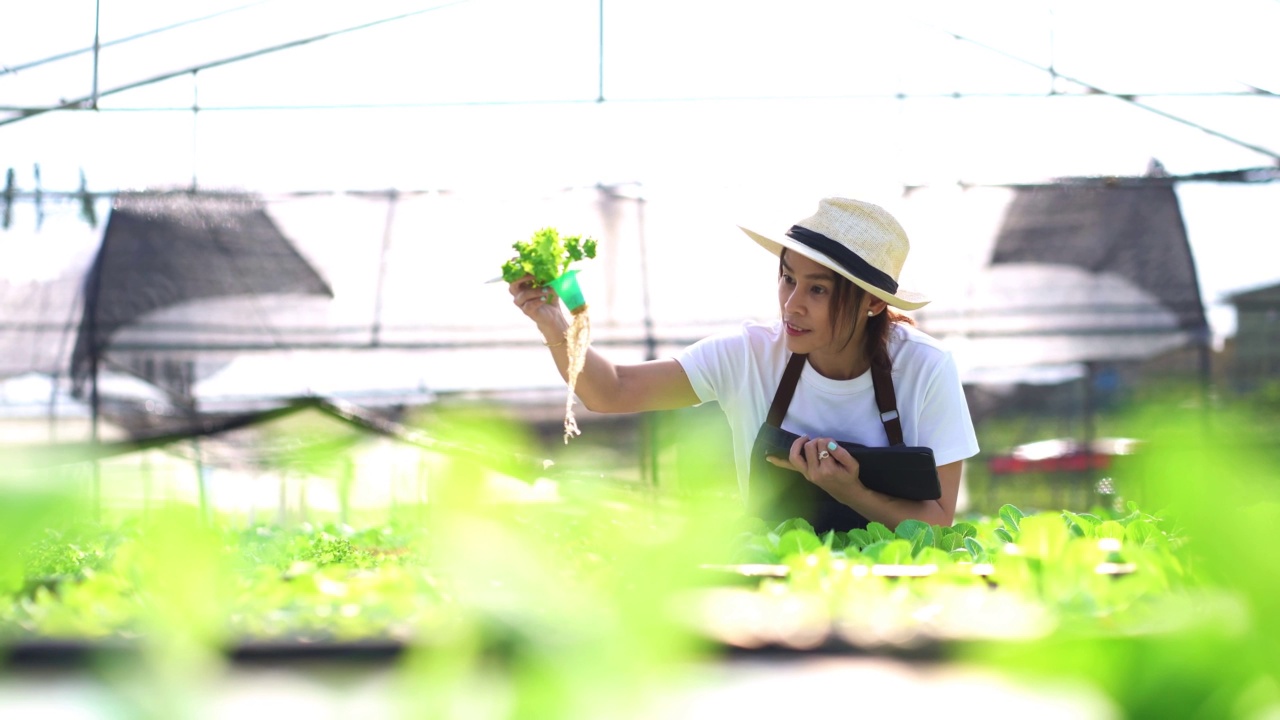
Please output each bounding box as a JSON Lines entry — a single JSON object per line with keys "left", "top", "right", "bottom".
{"left": 509, "top": 275, "right": 568, "bottom": 334}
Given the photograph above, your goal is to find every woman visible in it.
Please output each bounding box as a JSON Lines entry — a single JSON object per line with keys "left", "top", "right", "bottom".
{"left": 509, "top": 197, "right": 978, "bottom": 531}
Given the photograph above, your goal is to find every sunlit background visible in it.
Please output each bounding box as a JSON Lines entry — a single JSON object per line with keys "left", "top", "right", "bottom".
{"left": 2, "top": 1, "right": 1279, "bottom": 717}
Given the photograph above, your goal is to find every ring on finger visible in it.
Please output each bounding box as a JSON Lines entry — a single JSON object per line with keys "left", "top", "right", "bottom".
{"left": 817, "top": 450, "right": 831, "bottom": 461}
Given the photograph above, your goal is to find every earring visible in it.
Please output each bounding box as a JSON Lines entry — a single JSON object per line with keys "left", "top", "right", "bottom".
{"left": 867, "top": 310, "right": 874, "bottom": 317}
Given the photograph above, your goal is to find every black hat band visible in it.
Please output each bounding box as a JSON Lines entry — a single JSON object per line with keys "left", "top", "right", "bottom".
{"left": 785, "top": 225, "right": 899, "bottom": 294}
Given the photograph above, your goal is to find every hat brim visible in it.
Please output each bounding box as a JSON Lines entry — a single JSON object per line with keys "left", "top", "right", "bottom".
{"left": 738, "top": 225, "right": 930, "bottom": 311}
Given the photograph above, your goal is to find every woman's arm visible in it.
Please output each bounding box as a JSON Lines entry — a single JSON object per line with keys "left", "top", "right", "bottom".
{"left": 510, "top": 276, "right": 700, "bottom": 413}
{"left": 766, "top": 435, "right": 964, "bottom": 527}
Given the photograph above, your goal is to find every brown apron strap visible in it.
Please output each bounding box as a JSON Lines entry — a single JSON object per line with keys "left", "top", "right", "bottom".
{"left": 871, "top": 361, "right": 904, "bottom": 446}
{"left": 766, "top": 353, "right": 807, "bottom": 427}
{"left": 767, "top": 352, "right": 903, "bottom": 446}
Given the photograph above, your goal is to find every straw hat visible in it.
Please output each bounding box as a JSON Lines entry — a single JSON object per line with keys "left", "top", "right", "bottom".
{"left": 739, "top": 197, "right": 929, "bottom": 310}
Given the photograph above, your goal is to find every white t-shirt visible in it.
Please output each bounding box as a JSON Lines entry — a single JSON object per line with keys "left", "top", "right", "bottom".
{"left": 675, "top": 320, "right": 980, "bottom": 503}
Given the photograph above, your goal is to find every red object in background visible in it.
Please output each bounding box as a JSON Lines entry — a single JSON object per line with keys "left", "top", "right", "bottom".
{"left": 988, "top": 452, "right": 1113, "bottom": 475}
{"left": 987, "top": 437, "right": 1137, "bottom": 476}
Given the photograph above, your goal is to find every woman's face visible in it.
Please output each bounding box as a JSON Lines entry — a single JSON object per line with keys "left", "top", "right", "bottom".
{"left": 778, "top": 250, "right": 858, "bottom": 360}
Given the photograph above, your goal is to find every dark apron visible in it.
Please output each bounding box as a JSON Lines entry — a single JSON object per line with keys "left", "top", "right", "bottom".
{"left": 747, "top": 353, "right": 904, "bottom": 534}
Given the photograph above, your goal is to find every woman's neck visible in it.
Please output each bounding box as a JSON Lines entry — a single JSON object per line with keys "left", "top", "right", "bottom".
{"left": 807, "top": 345, "right": 870, "bottom": 380}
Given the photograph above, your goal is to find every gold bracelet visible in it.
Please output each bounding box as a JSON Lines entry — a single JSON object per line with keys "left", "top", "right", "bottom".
{"left": 543, "top": 338, "right": 566, "bottom": 348}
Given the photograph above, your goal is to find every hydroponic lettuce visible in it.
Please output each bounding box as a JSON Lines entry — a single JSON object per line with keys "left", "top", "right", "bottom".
{"left": 501, "top": 228, "right": 597, "bottom": 287}
{"left": 714, "top": 503, "right": 1195, "bottom": 644}
{"left": 502, "top": 227, "right": 599, "bottom": 443}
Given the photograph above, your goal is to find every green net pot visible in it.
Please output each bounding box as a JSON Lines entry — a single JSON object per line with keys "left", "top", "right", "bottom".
{"left": 548, "top": 269, "right": 586, "bottom": 312}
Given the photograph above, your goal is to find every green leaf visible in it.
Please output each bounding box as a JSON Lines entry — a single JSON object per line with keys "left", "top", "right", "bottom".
{"left": 875, "top": 539, "right": 914, "bottom": 565}
{"left": 937, "top": 528, "right": 965, "bottom": 553}
{"left": 1062, "top": 511, "right": 1096, "bottom": 538}
{"left": 894, "top": 519, "right": 930, "bottom": 542}
{"left": 1117, "top": 508, "right": 1142, "bottom": 527}
{"left": 777, "top": 529, "right": 822, "bottom": 559}
{"left": 1017, "top": 514, "right": 1069, "bottom": 560}
{"left": 844, "top": 528, "right": 873, "bottom": 549}
{"left": 827, "top": 530, "right": 850, "bottom": 551}
{"left": 1125, "top": 519, "right": 1165, "bottom": 549}
{"left": 1096, "top": 520, "right": 1126, "bottom": 540}
{"left": 915, "top": 547, "right": 952, "bottom": 566}
{"left": 773, "top": 518, "right": 816, "bottom": 537}
{"left": 731, "top": 540, "right": 779, "bottom": 564}
{"left": 895, "top": 519, "right": 935, "bottom": 556}
{"left": 501, "top": 227, "right": 598, "bottom": 286}
{"left": 858, "top": 540, "right": 891, "bottom": 560}
{"left": 866, "top": 522, "right": 895, "bottom": 543}
{"left": 963, "top": 536, "right": 986, "bottom": 562}
{"left": 998, "top": 504, "right": 1024, "bottom": 534}
{"left": 993, "top": 527, "right": 1014, "bottom": 544}
{"left": 951, "top": 522, "right": 979, "bottom": 539}
{"left": 501, "top": 258, "right": 525, "bottom": 283}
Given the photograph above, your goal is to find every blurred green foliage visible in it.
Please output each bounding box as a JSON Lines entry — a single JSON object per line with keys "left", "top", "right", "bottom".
{"left": 955, "top": 391, "right": 1280, "bottom": 718}
{"left": 2, "top": 392, "right": 1276, "bottom": 717}
{"left": 716, "top": 498, "right": 1192, "bottom": 654}
{"left": 392, "top": 407, "right": 723, "bottom": 720}
{"left": 1, "top": 406, "right": 730, "bottom": 719}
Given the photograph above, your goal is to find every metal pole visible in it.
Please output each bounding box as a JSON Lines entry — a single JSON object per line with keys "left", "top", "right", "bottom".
{"left": 633, "top": 190, "right": 661, "bottom": 487}
{"left": 597, "top": 0, "right": 604, "bottom": 102}
{"left": 193, "top": 436, "right": 209, "bottom": 524}
{"left": 191, "top": 71, "right": 200, "bottom": 191}
{"left": 91, "top": 0, "right": 101, "bottom": 109}
{"left": 1199, "top": 325, "right": 1213, "bottom": 428}
{"left": 85, "top": 243, "right": 105, "bottom": 521}
{"left": 371, "top": 190, "right": 398, "bottom": 346}
{"left": 90, "top": 350, "right": 101, "bottom": 520}
{"left": 1080, "top": 361, "right": 1097, "bottom": 510}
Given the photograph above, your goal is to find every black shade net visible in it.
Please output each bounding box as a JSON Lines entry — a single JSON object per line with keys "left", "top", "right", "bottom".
{"left": 70, "top": 192, "right": 335, "bottom": 404}
{"left": 991, "top": 181, "right": 1208, "bottom": 335}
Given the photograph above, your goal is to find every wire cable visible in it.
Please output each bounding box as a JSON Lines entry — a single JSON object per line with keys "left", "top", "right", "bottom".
{"left": 0, "top": 0, "right": 470, "bottom": 129}
{"left": 3, "top": 88, "right": 1276, "bottom": 116}
{"left": 901, "top": 15, "right": 1280, "bottom": 162}
{"left": 0, "top": 1, "right": 271, "bottom": 77}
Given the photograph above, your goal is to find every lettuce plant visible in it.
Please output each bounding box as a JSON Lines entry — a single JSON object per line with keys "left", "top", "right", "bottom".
{"left": 501, "top": 228, "right": 597, "bottom": 286}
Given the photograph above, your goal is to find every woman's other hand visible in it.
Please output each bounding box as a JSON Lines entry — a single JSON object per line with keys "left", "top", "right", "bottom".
{"left": 764, "top": 435, "right": 864, "bottom": 501}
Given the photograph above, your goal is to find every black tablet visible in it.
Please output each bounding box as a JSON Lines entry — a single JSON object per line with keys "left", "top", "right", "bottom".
{"left": 757, "top": 425, "right": 942, "bottom": 501}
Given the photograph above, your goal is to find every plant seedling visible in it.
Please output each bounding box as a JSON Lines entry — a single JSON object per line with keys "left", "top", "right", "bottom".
{"left": 501, "top": 228, "right": 597, "bottom": 288}
{"left": 501, "top": 227, "right": 599, "bottom": 442}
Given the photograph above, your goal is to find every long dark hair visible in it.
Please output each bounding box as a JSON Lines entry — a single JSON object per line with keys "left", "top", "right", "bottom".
{"left": 781, "top": 250, "right": 915, "bottom": 374}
